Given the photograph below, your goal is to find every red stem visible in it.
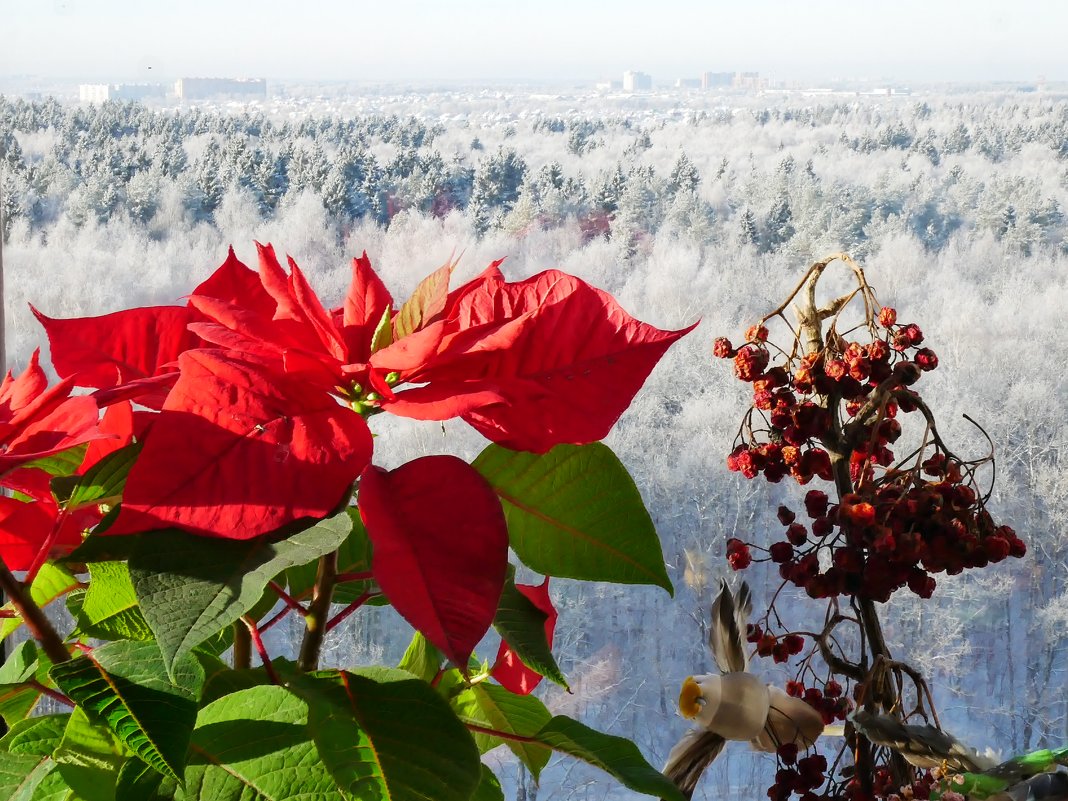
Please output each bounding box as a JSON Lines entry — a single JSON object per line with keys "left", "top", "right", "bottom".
{"left": 269, "top": 580, "right": 308, "bottom": 614}
{"left": 243, "top": 617, "right": 280, "bottom": 685}
{"left": 29, "top": 680, "right": 73, "bottom": 708}
{"left": 326, "top": 590, "right": 377, "bottom": 633}
{"left": 24, "top": 511, "right": 71, "bottom": 585}
{"left": 466, "top": 723, "right": 538, "bottom": 743}
{"left": 258, "top": 605, "right": 292, "bottom": 635}
{"left": 335, "top": 571, "right": 373, "bottom": 583}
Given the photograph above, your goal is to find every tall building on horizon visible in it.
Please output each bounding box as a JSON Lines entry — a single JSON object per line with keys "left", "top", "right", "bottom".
{"left": 623, "top": 70, "right": 653, "bottom": 92}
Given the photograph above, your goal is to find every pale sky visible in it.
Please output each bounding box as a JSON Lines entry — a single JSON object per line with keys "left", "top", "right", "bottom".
{"left": 1, "top": 0, "right": 1064, "bottom": 83}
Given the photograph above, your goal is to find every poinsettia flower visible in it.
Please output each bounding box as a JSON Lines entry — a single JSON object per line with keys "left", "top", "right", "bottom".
{"left": 0, "top": 350, "right": 106, "bottom": 477}
{"left": 33, "top": 244, "right": 694, "bottom": 540}
{"left": 491, "top": 577, "right": 558, "bottom": 695}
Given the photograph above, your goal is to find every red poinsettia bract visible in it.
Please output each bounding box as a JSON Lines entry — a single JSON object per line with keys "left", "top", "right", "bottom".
{"left": 358, "top": 455, "right": 509, "bottom": 669}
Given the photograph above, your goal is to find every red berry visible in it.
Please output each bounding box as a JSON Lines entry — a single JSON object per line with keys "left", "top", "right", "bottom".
{"left": 746, "top": 324, "right": 769, "bottom": 342}
{"left": 784, "top": 634, "right": 805, "bottom": 655}
{"left": 713, "top": 337, "right": 735, "bottom": 359}
{"left": 769, "top": 542, "right": 794, "bottom": 563}
{"left": 804, "top": 490, "right": 829, "bottom": 519}
{"left": 777, "top": 743, "right": 799, "bottom": 765}
{"left": 915, "top": 347, "right": 939, "bottom": 370}
{"left": 786, "top": 523, "right": 808, "bottom": 546}
{"left": 824, "top": 680, "right": 843, "bottom": 698}
{"left": 734, "top": 344, "right": 770, "bottom": 381}
{"left": 878, "top": 307, "right": 897, "bottom": 327}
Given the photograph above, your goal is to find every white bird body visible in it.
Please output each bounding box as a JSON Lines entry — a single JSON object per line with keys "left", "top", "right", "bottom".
{"left": 663, "top": 581, "right": 828, "bottom": 799}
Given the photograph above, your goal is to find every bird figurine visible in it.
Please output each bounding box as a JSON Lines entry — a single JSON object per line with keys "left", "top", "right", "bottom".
{"left": 851, "top": 711, "right": 1068, "bottom": 801}
{"left": 663, "top": 580, "right": 827, "bottom": 799}
{"left": 850, "top": 710, "right": 994, "bottom": 773}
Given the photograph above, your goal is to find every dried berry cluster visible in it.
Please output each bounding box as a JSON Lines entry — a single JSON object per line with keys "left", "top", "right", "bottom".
{"left": 768, "top": 748, "right": 829, "bottom": 801}
{"left": 715, "top": 306, "right": 1024, "bottom": 602}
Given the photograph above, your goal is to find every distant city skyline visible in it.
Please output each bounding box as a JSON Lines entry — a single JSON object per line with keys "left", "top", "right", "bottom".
{"left": 2, "top": 0, "right": 1065, "bottom": 84}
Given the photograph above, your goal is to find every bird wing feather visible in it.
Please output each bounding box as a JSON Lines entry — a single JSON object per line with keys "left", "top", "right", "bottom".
{"left": 708, "top": 579, "right": 750, "bottom": 674}
{"left": 663, "top": 728, "right": 726, "bottom": 800}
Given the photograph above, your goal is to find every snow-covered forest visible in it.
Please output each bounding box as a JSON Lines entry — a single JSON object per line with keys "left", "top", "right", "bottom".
{"left": 2, "top": 89, "right": 1067, "bottom": 799}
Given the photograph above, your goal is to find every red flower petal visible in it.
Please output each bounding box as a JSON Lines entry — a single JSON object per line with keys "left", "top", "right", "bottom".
{"left": 0, "top": 495, "right": 84, "bottom": 571}
{"left": 340, "top": 252, "right": 394, "bottom": 361}
{"left": 389, "top": 270, "right": 697, "bottom": 452}
{"left": 81, "top": 401, "right": 134, "bottom": 470}
{"left": 0, "top": 349, "right": 48, "bottom": 415}
{"left": 109, "top": 350, "right": 372, "bottom": 539}
{"left": 33, "top": 306, "right": 205, "bottom": 393}
{"left": 359, "top": 456, "right": 508, "bottom": 668}
{"left": 0, "top": 395, "right": 105, "bottom": 476}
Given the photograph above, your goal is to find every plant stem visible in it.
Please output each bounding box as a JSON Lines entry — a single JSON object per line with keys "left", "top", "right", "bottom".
{"left": 232, "top": 620, "right": 251, "bottom": 670}
{"left": 0, "top": 558, "right": 69, "bottom": 665}
{"left": 29, "top": 680, "right": 73, "bottom": 707}
{"left": 269, "top": 580, "right": 308, "bottom": 614}
{"left": 243, "top": 616, "right": 279, "bottom": 684}
{"left": 466, "top": 723, "right": 538, "bottom": 743}
{"left": 326, "top": 590, "right": 377, "bottom": 633}
{"left": 298, "top": 551, "right": 337, "bottom": 672}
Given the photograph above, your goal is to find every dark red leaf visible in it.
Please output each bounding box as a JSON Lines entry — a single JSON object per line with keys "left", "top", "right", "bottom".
{"left": 358, "top": 456, "right": 508, "bottom": 668}
{"left": 108, "top": 350, "right": 372, "bottom": 539}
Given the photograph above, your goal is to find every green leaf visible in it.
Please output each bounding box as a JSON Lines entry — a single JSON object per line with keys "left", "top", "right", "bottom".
{"left": 369, "top": 302, "right": 394, "bottom": 354}
{"left": 53, "top": 707, "right": 124, "bottom": 801}
{"left": 21, "top": 443, "right": 89, "bottom": 478}
{"left": 116, "top": 757, "right": 176, "bottom": 801}
{"left": 293, "top": 671, "right": 481, "bottom": 801}
{"left": 52, "top": 442, "right": 141, "bottom": 511}
{"left": 493, "top": 566, "right": 568, "bottom": 689}
{"left": 50, "top": 640, "right": 203, "bottom": 782}
{"left": 75, "top": 561, "right": 153, "bottom": 642}
{"left": 471, "top": 764, "right": 504, "bottom": 801}
{"left": 535, "top": 715, "right": 686, "bottom": 801}
{"left": 64, "top": 531, "right": 143, "bottom": 564}
{"left": 0, "top": 563, "right": 81, "bottom": 641}
{"left": 396, "top": 632, "right": 442, "bottom": 683}
{"left": 0, "top": 715, "right": 69, "bottom": 755}
{"left": 183, "top": 685, "right": 344, "bottom": 800}
{"left": 286, "top": 509, "right": 381, "bottom": 605}
{"left": 473, "top": 442, "right": 674, "bottom": 594}
{"left": 130, "top": 511, "right": 350, "bottom": 675}
{"left": 0, "top": 750, "right": 66, "bottom": 801}
{"left": 443, "top": 673, "right": 551, "bottom": 779}
{"left": 0, "top": 641, "right": 49, "bottom": 725}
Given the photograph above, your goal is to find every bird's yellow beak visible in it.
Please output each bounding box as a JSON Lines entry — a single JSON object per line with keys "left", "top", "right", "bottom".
{"left": 679, "top": 676, "right": 704, "bottom": 719}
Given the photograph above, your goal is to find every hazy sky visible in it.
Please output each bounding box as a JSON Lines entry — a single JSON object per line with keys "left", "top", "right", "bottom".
{"left": 2, "top": 0, "right": 1064, "bottom": 84}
